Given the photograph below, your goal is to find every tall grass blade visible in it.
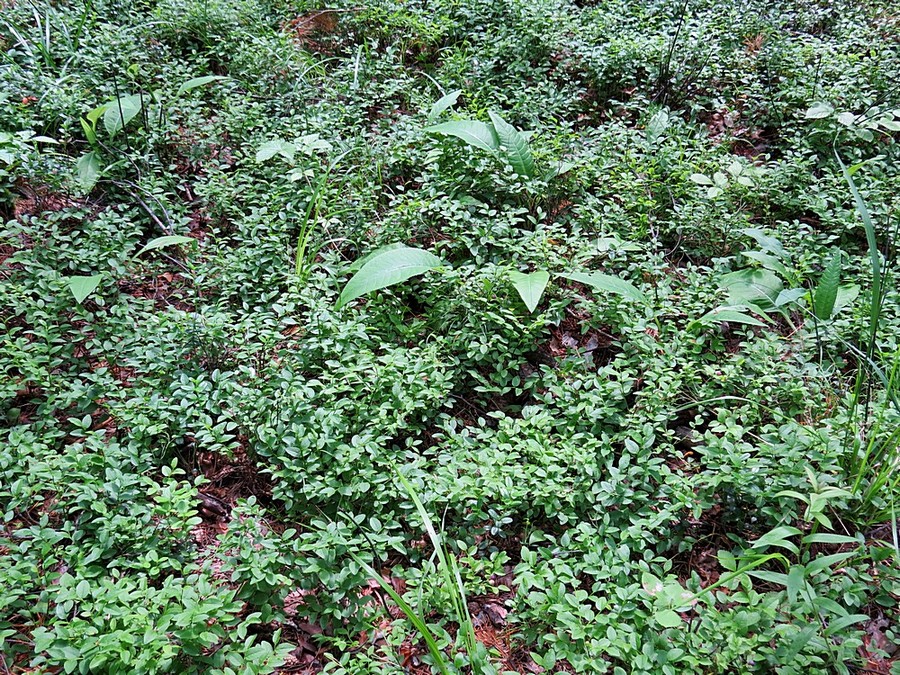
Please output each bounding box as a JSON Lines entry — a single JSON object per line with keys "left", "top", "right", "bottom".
{"left": 835, "top": 152, "right": 882, "bottom": 356}
{"left": 347, "top": 551, "right": 452, "bottom": 675}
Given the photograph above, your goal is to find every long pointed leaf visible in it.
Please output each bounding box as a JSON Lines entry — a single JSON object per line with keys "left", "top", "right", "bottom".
{"left": 67, "top": 274, "right": 103, "bottom": 304}
{"left": 134, "top": 235, "right": 195, "bottom": 258}
{"left": 558, "top": 271, "right": 647, "bottom": 304}
{"left": 488, "top": 111, "right": 536, "bottom": 179}
{"left": 177, "top": 75, "right": 226, "bottom": 95}
{"left": 347, "top": 552, "right": 451, "bottom": 675}
{"left": 427, "top": 90, "right": 461, "bottom": 123}
{"left": 692, "top": 306, "right": 769, "bottom": 329}
{"left": 338, "top": 246, "right": 443, "bottom": 308}
{"left": 836, "top": 152, "right": 882, "bottom": 353}
{"left": 424, "top": 121, "right": 499, "bottom": 153}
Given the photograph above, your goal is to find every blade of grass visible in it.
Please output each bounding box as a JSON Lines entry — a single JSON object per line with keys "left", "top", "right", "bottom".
{"left": 396, "top": 470, "right": 481, "bottom": 671}
{"left": 835, "top": 151, "right": 883, "bottom": 360}
{"left": 347, "top": 551, "right": 452, "bottom": 675}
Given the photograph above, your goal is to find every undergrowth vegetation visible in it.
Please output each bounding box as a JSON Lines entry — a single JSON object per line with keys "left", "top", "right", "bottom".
{"left": 1, "top": 0, "right": 899, "bottom": 672}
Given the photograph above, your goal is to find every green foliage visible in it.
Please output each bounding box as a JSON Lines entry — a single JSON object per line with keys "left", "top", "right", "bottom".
{"left": 2, "top": 0, "right": 900, "bottom": 672}
{"left": 338, "top": 245, "right": 445, "bottom": 308}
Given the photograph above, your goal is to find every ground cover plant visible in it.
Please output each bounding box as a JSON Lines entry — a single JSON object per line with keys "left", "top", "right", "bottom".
{"left": 1, "top": 0, "right": 900, "bottom": 672}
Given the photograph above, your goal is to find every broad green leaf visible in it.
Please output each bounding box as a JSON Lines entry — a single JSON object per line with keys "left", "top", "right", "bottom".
{"left": 509, "top": 270, "right": 550, "bottom": 313}
{"left": 801, "top": 533, "right": 861, "bottom": 546}
{"left": 558, "top": 271, "right": 647, "bottom": 304}
{"left": 424, "top": 121, "right": 499, "bottom": 153}
{"left": 786, "top": 565, "right": 804, "bottom": 604}
{"left": 67, "top": 274, "right": 103, "bottom": 304}
{"left": 720, "top": 268, "right": 783, "bottom": 309}
{"left": 690, "top": 173, "right": 713, "bottom": 185}
{"left": 654, "top": 609, "right": 682, "bottom": 628}
{"left": 813, "top": 596, "right": 848, "bottom": 616}
{"left": 76, "top": 151, "right": 101, "bottom": 192}
{"left": 693, "top": 307, "right": 768, "bottom": 328}
{"left": 741, "top": 228, "right": 785, "bottom": 255}
{"left": 742, "top": 250, "right": 788, "bottom": 275}
{"left": 488, "top": 110, "right": 536, "bottom": 179}
{"left": 805, "top": 102, "right": 834, "bottom": 119}
{"left": 813, "top": 250, "right": 842, "bottom": 320}
{"left": 775, "top": 288, "right": 807, "bottom": 307}
{"left": 824, "top": 614, "right": 868, "bottom": 636}
{"left": 806, "top": 551, "right": 856, "bottom": 576}
{"left": 544, "top": 160, "right": 576, "bottom": 181}
{"left": 776, "top": 625, "right": 817, "bottom": 662}
{"left": 427, "top": 89, "right": 461, "bottom": 123}
{"left": 177, "top": 75, "right": 226, "bottom": 95}
{"left": 338, "top": 246, "right": 443, "bottom": 308}
{"left": 103, "top": 94, "right": 143, "bottom": 137}
{"left": 256, "top": 139, "right": 296, "bottom": 163}
{"left": 833, "top": 284, "right": 859, "bottom": 315}
{"left": 348, "top": 242, "right": 408, "bottom": 272}
{"left": 135, "top": 235, "right": 195, "bottom": 258}
{"left": 646, "top": 109, "right": 669, "bottom": 144}
{"left": 751, "top": 526, "right": 801, "bottom": 555}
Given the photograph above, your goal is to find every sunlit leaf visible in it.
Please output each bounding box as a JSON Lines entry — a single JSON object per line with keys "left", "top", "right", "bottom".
{"left": 427, "top": 89, "right": 461, "bottom": 123}
{"left": 67, "top": 274, "right": 103, "bottom": 304}
{"left": 103, "top": 94, "right": 143, "bottom": 137}
{"left": 509, "top": 270, "right": 550, "bottom": 313}
{"left": 338, "top": 246, "right": 444, "bottom": 308}
{"left": 424, "top": 120, "right": 499, "bottom": 153}
{"left": 134, "top": 235, "right": 195, "bottom": 258}
{"left": 805, "top": 102, "right": 834, "bottom": 119}
{"left": 558, "top": 271, "right": 647, "bottom": 304}
{"left": 256, "top": 138, "right": 296, "bottom": 163}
